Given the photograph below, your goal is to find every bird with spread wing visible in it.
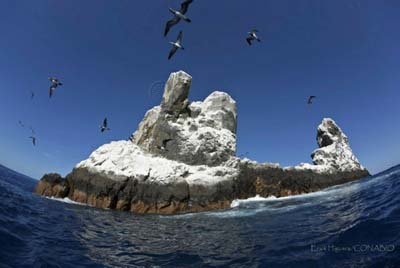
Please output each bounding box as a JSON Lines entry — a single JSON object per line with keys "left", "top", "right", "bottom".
{"left": 164, "top": 0, "right": 194, "bottom": 37}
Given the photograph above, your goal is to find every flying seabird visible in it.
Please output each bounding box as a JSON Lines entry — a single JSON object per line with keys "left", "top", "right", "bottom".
{"left": 164, "top": 0, "right": 193, "bottom": 37}
{"left": 100, "top": 118, "right": 110, "bottom": 132}
{"left": 49, "top": 77, "right": 63, "bottom": 98}
{"left": 246, "top": 29, "right": 261, "bottom": 45}
{"left": 168, "top": 31, "right": 184, "bottom": 60}
{"left": 30, "top": 91, "right": 35, "bottom": 100}
{"left": 18, "top": 120, "right": 25, "bottom": 128}
{"left": 158, "top": 138, "right": 173, "bottom": 151}
{"left": 307, "top": 96, "right": 316, "bottom": 105}
{"left": 29, "top": 136, "right": 36, "bottom": 146}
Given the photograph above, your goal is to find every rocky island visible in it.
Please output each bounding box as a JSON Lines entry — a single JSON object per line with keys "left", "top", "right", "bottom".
{"left": 34, "top": 71, "right": 369, "bottom": 214}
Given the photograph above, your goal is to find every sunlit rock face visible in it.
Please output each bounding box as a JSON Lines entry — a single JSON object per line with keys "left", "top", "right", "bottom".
{"left": 34, "top": 70, "right": 369, "bottom": 215}
{"left": 131, "top": 71, "right": 237, "bottom": 167}
{"left": 311, "top": 118, "right": 365, "bottom": 172}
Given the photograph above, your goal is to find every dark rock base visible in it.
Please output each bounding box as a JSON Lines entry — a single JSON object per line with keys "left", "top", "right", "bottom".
{"left": 34, "top": 163, "right": 369, "bottom": 214}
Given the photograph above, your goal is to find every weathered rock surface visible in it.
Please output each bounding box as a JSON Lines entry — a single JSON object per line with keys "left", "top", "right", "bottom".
{"left": 311, "top": 118, "right": 364, "bottom": 171}
{"left": 131, "top": 71, "right": 237, "bottom": 166}
{"left": 34, "top": 70, "right": 370, "bottom": 214}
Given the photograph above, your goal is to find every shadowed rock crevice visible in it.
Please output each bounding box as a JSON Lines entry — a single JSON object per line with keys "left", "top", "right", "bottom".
{"left": 34, "top": 70, "right": 369, "bottom": 214}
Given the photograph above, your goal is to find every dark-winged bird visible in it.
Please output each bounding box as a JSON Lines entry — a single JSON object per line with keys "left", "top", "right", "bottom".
{"left": 100, "top": 118, "right": 110, "bottom": 132}
{"left": 307, "top": 96, "right": 316, "bottom": 105}
{"left": 49, "top": 77, "right": 63, "bottom": 98}
{"left": 29, "top": 136, "right": 36, "bottom": 146}
{"left": 30, "top": 91, "right": 35, "bottom": 100}
{"left": 164, "top": 0, "right": 193, "bottom": 37}
{"left": 246, "top": 29, "right": 261, "bottom": 45}
{"left": 18, "top": 120, "right": 25, "bottom": 128}
{"left": 168, "top": 31, "right": 184, "bottom": 60}
{"left": 158, "top": 138, "right": 173, "bottom": 151}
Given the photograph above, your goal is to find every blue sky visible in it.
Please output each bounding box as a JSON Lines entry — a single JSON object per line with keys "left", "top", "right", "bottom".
{"left": 0, "top": 0, "right": 399, "bottom": 179}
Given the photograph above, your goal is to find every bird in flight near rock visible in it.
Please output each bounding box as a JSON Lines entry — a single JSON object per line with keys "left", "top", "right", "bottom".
{"left": 164, "top": 0, "right": 193, "bottom": 37}
{"left": 29, "top": 136, "right": 36, "bottom": 146}
{"left": 246, "top": 29, "right": 261, "bottom": 45}
{"left": 49, "top": 77, "right": 63, "bottom": 98}
{"left": 100, "top": 118, "right": 110, "bottom": 132}
{"left": 168, "top": 31, "right": 184, "bottom": 60}
{"left": 308, "top": 96, "right": 316, "bottom": 105}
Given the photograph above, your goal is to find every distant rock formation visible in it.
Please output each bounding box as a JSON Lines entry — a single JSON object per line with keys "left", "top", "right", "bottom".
{"left": 34, "top": 70, "right": 369, "bottom": 214}
{"left": 312, "top": 118, "right": 364, "bottom": 171}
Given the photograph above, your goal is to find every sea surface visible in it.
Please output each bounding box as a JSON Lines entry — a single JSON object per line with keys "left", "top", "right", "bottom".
{"left": 1, "top": 164, "right": 400, "bottom": 268}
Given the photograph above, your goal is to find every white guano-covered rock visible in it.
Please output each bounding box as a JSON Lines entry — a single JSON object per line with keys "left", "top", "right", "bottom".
{"left": 131, "top": 70, "right": 238, "bottom": 166}
{"left": 76, "top": 140, "right": 239, "bottom": 186}
{"left": 311, "top": 118, "right": 364, "bottom": 172}
{"left": 37, "top": 70, "right": 369, "bottom": 215}
{"left": 161, "top": 71, "right": 191, "bottom": 115}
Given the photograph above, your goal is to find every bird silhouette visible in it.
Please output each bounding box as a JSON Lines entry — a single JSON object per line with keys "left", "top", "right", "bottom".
{"left": 100, "top": 118, "right": 110, "bottom": 132}
{"left": 164, "top": 0, "right": 194, "bottom": 37}
{"left": 246, "top": 29, "right": 261, "bottom": 45}
{"left": 168, "top": 31, "right": 184, "bottom": 60}
{"left": 49, "top": 77, "right": 63, "bottom": 98}
{"left": 29, "top": 136, "right": 36, "bottom": 146}
{"left": 307, "top": 96, "right": 316, "bottom": 105}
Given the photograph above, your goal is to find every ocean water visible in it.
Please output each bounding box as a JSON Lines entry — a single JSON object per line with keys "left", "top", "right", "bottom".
{"left": 1, "top": 164, "right": 400, "bottom": 268}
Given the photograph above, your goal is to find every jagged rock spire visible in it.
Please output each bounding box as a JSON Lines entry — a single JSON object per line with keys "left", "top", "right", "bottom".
{"left": 131, "top": 71, "right": 237, "bottom": 166}
{"left": 312, "top": 118, "right": 363, "bottom": 171}
{"left": 161, "top": 71, "right": 192, "bottom": 116}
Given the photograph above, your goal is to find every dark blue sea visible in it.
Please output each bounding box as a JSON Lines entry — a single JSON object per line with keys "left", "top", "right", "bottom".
{"left": 1, "top": 164, "right": 400, "bottom": 268}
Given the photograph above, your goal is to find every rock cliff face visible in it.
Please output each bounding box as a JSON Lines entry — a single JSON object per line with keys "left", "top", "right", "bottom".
{"left": 34, "top": 70, "right": 369, "bottom": 214}
{"left": 130, "top": 71, "right": 237, "bottom": 166}
{"left": 311, "top": 118, "right": 364, "bottom": 171}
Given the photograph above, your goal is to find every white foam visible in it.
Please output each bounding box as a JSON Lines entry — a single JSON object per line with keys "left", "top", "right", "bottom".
{"left": 47, "top": 197, "right": 88, "bottom": 206}
{"left": 230, "top": 195, "right": 278, "bottom": 208}
{"left": 229, "top": 169, "right": 392, "bottom": 211}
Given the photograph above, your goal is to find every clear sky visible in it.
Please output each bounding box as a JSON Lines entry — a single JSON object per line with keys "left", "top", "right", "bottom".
{"left": 0, "top": 0, "right": 399, "bottom": 179}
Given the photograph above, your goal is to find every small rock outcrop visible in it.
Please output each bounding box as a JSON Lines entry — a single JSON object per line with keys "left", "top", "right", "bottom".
{"left": 311, "top": 118, "right": 364, "bottom": 171}
{"left": 34, "top": 70, "right": 369, "bottom": 214}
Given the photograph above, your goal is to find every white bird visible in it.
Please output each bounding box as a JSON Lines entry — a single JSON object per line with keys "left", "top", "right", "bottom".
{"left": 168, "top": 31, "right": 184, "bottom": 60}
{"left": 246, "top": 29, "right": 261, "bottom": 45}
{"left": 164, "top": 0, "right": 194, "bottom": 37}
